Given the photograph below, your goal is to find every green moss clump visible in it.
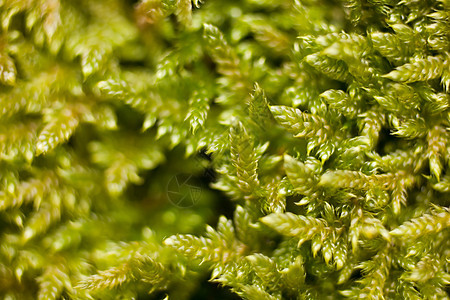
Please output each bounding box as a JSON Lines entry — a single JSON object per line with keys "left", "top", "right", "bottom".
{"left": 0, "top": 0, "right": 449, "bottom": 299}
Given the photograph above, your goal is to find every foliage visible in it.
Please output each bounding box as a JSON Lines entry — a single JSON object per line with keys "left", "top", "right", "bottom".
{"left": 0, "top": 0, "right": 449, "bottom": 299}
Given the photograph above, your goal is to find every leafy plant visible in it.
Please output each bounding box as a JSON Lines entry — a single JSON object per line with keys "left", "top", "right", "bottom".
{"left": 0, "top": 0, "right": 449, "bottom": 299}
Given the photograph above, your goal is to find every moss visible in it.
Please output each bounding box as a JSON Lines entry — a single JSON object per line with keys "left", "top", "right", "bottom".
{"left": 0, "top": 0, "right": 449, "bottom": 299}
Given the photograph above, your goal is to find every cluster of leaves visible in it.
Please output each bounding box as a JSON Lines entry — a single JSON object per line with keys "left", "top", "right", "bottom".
{"left": 0, "top": 0, "right": 449, "bottom": 299}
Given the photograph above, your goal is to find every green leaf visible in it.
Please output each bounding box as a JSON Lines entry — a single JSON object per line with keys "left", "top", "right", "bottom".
{"left": 77, "top": 256, "right": 168, "bottom": 290}
{"left": 233, "top": 205, "right": 262, "bottom": 248}
{"left": 230, "top": 122, "right": 263, "bottom": 199}
{"left": 383, "top": 56, "right": 447, "bottom": 83}
{"left": 305, "top": 53, "right": 352, "bottom": 83}
{"left": 320, "top": 89, "right": 362, "bottom": 118}
{"left": 203, "top": 24, "right": 246, "bottom": 84}
{"left": 270, "top": 105, "right": 330, "bottom": 142}
{"left": 36, "top": 104, "right": 80, "bottom": 155}
{"left": 390, "top": 208, "right": 450, "bottom": 240}
{"left": 246, "top": 253, "right": 280, "bottom": 292}
{"left": 261, "top": 212, "right": 327, "bottom": 244}
{"left": 37, "top": 264, "right": 71, "bottom": 300}
{"left": 248, "top": 83, "right": 274, "bottom": 129}
{"left": 185, "top": 91, "right": 209, "bottom": 134}
{"left": 283, "top": 155, "right": 319, "bottom": 196}
{"left": 280, "top": 256, "right": 305, "bottom": 295}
